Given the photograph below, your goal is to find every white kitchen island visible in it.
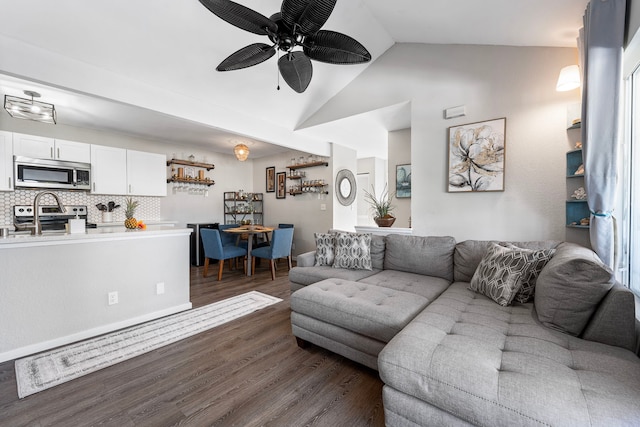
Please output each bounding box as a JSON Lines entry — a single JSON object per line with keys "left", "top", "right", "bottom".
{"left": 0, "top": 226, "right": 192, "bottom": 362}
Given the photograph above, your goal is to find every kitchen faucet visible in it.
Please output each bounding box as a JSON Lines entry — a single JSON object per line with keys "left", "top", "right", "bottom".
{"left": 31, "top": 192, "right": 66, "bottom": 235}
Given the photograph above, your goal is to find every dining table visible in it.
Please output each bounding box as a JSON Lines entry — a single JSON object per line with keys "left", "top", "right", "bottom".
{"left": 222, "top": 225, "right": 275, "bottom": 276}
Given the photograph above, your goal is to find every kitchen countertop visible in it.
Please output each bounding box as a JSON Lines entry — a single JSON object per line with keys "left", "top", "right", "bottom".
{"left": 0, "top": 225, "right": 191, "bottom": 247}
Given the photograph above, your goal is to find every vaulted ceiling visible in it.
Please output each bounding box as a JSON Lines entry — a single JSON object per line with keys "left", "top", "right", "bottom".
{"left": 0, "top": 0, "right": 588, "bottom": 159}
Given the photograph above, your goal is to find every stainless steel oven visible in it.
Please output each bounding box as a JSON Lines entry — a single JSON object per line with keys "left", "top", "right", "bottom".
{"left": 14, "top": 156, "right": 91, "bottom": 191}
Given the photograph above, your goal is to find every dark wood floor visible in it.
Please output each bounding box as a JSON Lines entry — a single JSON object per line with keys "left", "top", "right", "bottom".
{"left": 0, "top": 261, "right": 385, "bottom": 427}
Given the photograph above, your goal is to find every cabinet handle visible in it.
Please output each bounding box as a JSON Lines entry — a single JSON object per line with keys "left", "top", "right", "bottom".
{"left": 129, "top": 184, "right": 132, "bottom": 193}
{"left": 93, "top": 182, "right": 96, "bottom": 192}
{"left": 8, "top": 177, "right": 11, "bottom": 188}
{"left": 50, "top": 147, "right": 54, "bottom": 159}
{"left": 57, "top": 148, "right": 60, "bottom": 159}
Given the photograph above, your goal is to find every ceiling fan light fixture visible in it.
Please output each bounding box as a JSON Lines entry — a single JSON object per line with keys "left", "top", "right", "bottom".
{"left": 234, "top": 143, "right": 250, "bottom": 161}
{"left": 4, "top": 90, "right": 57, "bottom": 124}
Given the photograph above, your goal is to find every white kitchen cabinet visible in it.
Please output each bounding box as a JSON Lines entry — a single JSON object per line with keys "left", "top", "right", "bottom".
{"left": 0, "top": 131, "right": 13, "bottom": 191}
{"left": 13, "top": 133, "right": 90, "bottom": 163}
{"left": 53, "top": 139, "right": 91, "bottom": 163}
{"left": 90, "top": 144, "right": 127, "bottom": 195}
{"left": 12, "top": 133, "right": 53, "bottom": 159}
{"left": 126, "top": 150, "right": 167, "bottom": 196}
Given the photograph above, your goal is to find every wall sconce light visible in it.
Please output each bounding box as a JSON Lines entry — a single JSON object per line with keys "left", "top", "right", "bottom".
{"left": 556, "top": 65, "right": 581, "bottom": 91}
{"left": 4, "top": 90, "right": 57, "bottom": 124}
{"left": 234, "top": 143, "right": 250, "bottom": 161}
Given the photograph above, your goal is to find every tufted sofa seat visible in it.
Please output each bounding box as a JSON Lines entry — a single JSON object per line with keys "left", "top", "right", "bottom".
{"left": 291, "top": 277, "right": 449, "bottom": 369}
{"left": 379, "top": 282, "right": 640, "bottom": 426}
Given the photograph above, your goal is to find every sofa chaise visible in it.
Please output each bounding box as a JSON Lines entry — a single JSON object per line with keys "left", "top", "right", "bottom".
{"left": 288, "top": 233, "right": 640, "bottom": 426}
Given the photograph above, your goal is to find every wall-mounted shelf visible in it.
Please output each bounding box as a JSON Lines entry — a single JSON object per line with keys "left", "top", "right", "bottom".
{"left": 287, "top": 161, "right": 329, "bottom": 170}
{"left": 167, "top": 177, "right": 215, "bottom": 186}
{"left": 167, "top": 159, "right": 215, "bottom": 171}
{"left": 289, "top": 183, "right": 329, "bottom": 196}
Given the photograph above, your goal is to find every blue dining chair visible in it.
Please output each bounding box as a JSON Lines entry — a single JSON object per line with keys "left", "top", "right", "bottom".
{"left": 250, "top": 227, "right": 294, "bottom": 280}
{"left": 201, "top": 229, "right": 247, "bottom": 280}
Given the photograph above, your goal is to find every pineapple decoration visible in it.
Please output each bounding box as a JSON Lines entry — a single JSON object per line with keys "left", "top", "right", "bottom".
{"left": 124, "top": 197, "right": 139, "bottom": 229}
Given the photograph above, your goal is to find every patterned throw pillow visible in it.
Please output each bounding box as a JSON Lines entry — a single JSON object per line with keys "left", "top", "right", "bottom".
{"left": 469, "top": 243, "right": 546, "bottom": 306}
{"left": 314, "top": 233, "right": 335, "bottom": 266}
{"left": 332, "top": 232, "right": 372, "bottom": 270}
{"left": 501, "top": 243, "right": 556, "bottom": 303}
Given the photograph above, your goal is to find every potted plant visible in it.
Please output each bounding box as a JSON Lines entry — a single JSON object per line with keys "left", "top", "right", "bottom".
{"left": 364, "top": 184, "right": 396, "bottom": 227}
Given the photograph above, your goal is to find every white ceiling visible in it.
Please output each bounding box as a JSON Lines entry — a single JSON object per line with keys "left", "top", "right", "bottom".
{"left": 0, "top": 0, "right": 588, "bottom": 159}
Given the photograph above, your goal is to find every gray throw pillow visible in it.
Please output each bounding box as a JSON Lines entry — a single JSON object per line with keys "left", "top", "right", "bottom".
{"left": 332, "top": 232, "right": 372, "bottom": 270}
{"left": 314, "top": 233, "right": 335, "bottom": 266}
{"left": 501, "top": 243, "right": 556, "bottom": 303}
{"left": 469, "top": 243, "right": 544, "bottom": 307}
{"left": 534, "top": 243, "right": 615, "bottom": 336}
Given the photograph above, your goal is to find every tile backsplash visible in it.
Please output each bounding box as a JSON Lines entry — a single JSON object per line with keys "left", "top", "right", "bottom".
{"left": 0, "top": 190, "right": 161, "bottom": 226}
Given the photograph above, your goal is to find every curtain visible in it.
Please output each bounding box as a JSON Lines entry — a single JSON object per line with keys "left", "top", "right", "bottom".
{"left": 580, "top": 0, "right": 626, "bottom": 268}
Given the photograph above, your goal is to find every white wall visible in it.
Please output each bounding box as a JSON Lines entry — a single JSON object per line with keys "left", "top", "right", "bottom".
{"left": 388, "top": 128, "right": 411, "bottom": 228}
{"left": 356, "top": 157, "right": 386, "bottom": 226}
{"left": 302, "top": 44, "right": 581, "bottom": 242}
{"left": 251, "top": 150, "right": 332, "bottom": 256}
{"left": 332, "top": 143, "right": 358, "bottom": 231}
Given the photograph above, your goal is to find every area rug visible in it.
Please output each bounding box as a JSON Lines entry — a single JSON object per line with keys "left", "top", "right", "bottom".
{"left": 15, "top": 291, "right": 282, "bottom": 398}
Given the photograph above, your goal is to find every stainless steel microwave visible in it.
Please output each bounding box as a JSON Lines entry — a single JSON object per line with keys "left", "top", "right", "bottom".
{"left": 14, "top": 156, "right": 91, "bottom": 191}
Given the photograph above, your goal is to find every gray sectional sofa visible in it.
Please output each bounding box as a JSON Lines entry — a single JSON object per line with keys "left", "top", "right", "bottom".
{"left": 288, "top": 233, "right": 640, "bottom": 426}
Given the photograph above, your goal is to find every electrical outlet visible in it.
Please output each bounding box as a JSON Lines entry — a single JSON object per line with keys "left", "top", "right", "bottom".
{"left": 108, "top": 291, "right": 118, "bottom": 305}
{"left": 320, "top": 204, "right": 326, "bottom": 211}
{"left": 156, "top": 282, "right": 165, "bottom": 295}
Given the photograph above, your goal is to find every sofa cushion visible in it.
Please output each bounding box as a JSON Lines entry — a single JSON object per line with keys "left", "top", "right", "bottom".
{"left": 469, "top": 243, "right": 538, "bottom": 306}
{"left": 314, "top": 233, "right": 335, "bottom": 266}
{"left": 288, "top": 265, "right": 379, "bottom": 287}
{"left": 535, "top": 242, "right": 615, "bottom": 336}
{"left": 454, "top": 240, "right": 560, "bottom": 282}
{"left": 378, "top": 282, "right": 640, "bottom": 426}
{"left": 332, "top": 232, "right": 372, "bottom": 270}
{"left": 291, "top": 278, "right": 430, "bottom": 343}
{"left": 384, "top": 235, "right": 456, "bottom": 281}
{"left": 330, "top": 230, "right": 385, "bottom": 270}
{"left": 359, "top": 270, "right": 450, "bottom": 302}
{"left": 505, "top": 244, "right": 556, "bottom": 303}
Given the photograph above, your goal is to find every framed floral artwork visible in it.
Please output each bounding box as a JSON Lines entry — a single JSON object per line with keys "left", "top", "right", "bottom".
{"left": 276, "top": 172, "right": 286, "bottom": 199}
{"left": 266, "top": 166, "right": 275, "bottom": 192}
{"left": 447, "top": 117, "right": 506, "bottom": 192}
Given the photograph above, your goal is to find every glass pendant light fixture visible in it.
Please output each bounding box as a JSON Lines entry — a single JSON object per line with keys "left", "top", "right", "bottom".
{"left": 4, "top": 90, "right": 57, "bottom": 124}
{"left": 234, "top": 143, "right": 250, "bottom": 161}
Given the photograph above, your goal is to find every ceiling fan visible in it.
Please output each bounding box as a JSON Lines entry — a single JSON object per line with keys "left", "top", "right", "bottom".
{"left": 198, "top": 0, "right": 372, "bottom": 93}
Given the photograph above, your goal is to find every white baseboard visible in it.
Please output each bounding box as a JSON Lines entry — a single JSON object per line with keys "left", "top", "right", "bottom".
{"left": 0, "top": 303, "right": 193, "bottom": 363}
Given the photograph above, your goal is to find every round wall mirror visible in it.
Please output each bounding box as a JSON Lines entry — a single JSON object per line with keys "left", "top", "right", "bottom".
{"left": 335, "top": 169, "right": 357, "bottom": 206}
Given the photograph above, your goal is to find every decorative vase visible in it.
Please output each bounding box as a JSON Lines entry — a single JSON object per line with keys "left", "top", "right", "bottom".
{"left": 374, "top": 216, "right": 396, "bottom": 227}
{"left": 102, "top": 211, "right": 113, "bottom": 223}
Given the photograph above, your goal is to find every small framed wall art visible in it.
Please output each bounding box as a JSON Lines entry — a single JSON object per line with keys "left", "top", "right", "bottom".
{"left": 396, "top": 164, "right": 411, "bottom": 198}
{"left": 276, "top": 172, "right": 286, "bottom": 199}
{"left": 447, "top": 117, "right": 506, "bottom": 192}
{"left": 266, "top": 166, "right": 275, "bottom": 193}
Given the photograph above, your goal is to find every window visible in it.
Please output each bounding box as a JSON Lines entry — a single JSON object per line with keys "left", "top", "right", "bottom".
{"left": 621, "top": 67, "right": 640, "bottom": 295}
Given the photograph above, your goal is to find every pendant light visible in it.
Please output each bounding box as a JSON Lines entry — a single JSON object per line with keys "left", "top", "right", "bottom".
{"left": 4, "top": 90, "right": 57, "bottom": 124}
{"left": 234, "top": 143, "right": 250, "bottom": 161}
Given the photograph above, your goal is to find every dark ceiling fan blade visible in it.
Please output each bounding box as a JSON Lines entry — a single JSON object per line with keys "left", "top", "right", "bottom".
{"left": 278, "top": 51, "right": 313, "bottom": 93}
{"left": 304, "top": 30, "right": 371, "bottom": 64}
{"left": 199, "top": 0, "right": 277, "bottom": 35}
{"left": 281, "top": 0, "right": 336, "bottom": 35}
{"left": 216, "top": 43, "right": 276, "bottom": 71}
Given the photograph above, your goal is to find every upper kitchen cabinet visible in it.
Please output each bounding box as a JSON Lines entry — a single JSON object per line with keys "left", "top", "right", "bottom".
{"left": 54, "top": 139, "right": 91, "bottom": 163}
{"left": 126, "top": 150, "right": 167, "bottom": 196}
{"left": 0, "top": 131, "right": 13, "bottom": 191}
{"left": 13, "top": 133, "right": 91, "bottom": 163}
{"left": 90, "top": 144, "right": 127, "bottom": 195}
